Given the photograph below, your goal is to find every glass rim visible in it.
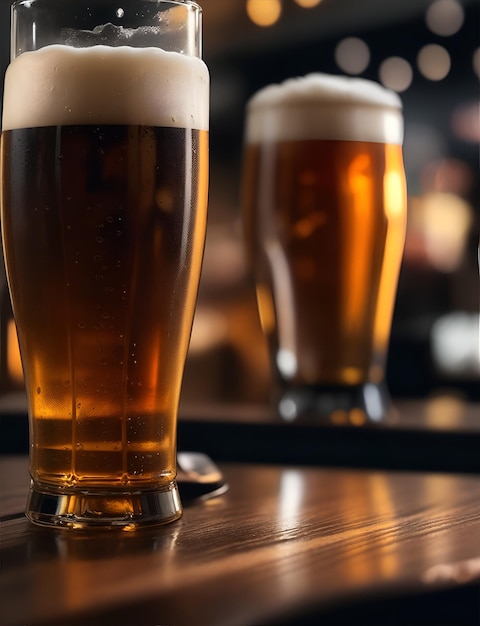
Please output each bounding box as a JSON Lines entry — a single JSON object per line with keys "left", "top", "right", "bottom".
{"left": 11, "top": 0, "right": 202, "bottom": 9}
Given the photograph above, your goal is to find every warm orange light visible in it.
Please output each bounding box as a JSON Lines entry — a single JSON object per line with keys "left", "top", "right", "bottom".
{"left": 246, "top": 0, "right": 282, "bottom": 27}
{"left": 343, "top": 153, "right": 374, "bottom": 338}
{"left": 294, "top": 0, "right": 322, "bottom": 7}
{"left": 373, "top": 144, "right": 407, "bottom": 353}
{"left": 7, "top": 319, "right": 24, "bottom": 385}
{"left": 255, "top": 282, "right": 276, "bottom": 335}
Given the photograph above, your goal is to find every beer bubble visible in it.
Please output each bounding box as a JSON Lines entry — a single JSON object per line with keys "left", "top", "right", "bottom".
{"left": 75, "top": 443, "right": 84, "bottom": 450}
{"left": 96, "top": 236, "right": 104, "bottom": 243}
{"left": 116, "top": 8, "right": 125, "bottom": 18}
{"left": 78, "top": 321, "right": 87, "bottom": 329}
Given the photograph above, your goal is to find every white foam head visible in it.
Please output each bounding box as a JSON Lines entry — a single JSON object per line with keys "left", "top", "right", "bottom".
{"left": 246, "top": 73, "right": 403, "bottom": 145}
{"left": 2, "top": 44, "right": 209, "bottom": 131}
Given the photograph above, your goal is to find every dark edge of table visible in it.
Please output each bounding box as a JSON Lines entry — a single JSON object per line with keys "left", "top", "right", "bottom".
{"left": 1, "top": 411, "right": 479, "bottom": 473}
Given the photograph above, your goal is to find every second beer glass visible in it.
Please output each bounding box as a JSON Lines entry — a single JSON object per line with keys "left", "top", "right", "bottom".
{"left": 1, "top": 0, "right": 209, "bottom": 528}
{"left": 243, "top": 74, "right": 407, "bottom": 423}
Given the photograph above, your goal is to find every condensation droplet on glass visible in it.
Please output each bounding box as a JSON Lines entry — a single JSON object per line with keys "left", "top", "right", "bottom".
{"left": 36, "top": 387, "right": 41, "bottom": 394}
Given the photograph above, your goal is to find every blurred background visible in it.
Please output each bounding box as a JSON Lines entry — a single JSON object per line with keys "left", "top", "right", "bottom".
{"left": 0, "top": 0, "right": 479, "bottom": 410}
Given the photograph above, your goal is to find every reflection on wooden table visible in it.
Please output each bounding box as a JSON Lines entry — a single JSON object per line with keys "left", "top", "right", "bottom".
{"left": 1, "top": 455, "right": 480, "bottom": 626}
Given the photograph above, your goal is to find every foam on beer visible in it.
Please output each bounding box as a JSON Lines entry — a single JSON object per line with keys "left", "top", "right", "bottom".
{"left": 2, "top": 44, "right": 209, "bottom": 131}
{"left": 246, "top": 73, "right": 403, "bottom": 145}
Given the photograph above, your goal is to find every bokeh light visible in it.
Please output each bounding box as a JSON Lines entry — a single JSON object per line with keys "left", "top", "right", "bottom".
{"left": 425, "top": 0, "right": 464, "bottom": 37}
{"left": 452, "top": 102, "right": 480, "bottom": 143}
{"left": 334, "top": 37, "right": 371, "bottom": 75}
{"left": 417, "top": 44, "right": 451, "bottom": 81}
{"left": 246, "top": 0, "right": 282, "bottom": 27}
{"left": 379, "top": 57, "right": 413, "bottom": 92}
{"left": 294, "top": 0, "right": 322, "bottom": 7}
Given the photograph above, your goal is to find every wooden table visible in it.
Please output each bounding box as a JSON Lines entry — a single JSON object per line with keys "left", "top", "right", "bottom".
{"left": 1, "top": 455, "right": 480, "bottom": 626}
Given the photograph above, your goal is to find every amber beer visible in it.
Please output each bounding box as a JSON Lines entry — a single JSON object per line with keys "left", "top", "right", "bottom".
{"left": 1, "top": 42, "right": 209, "bottom": 525}
{"left": 243, "top": 74, "right": 407, "bottom": 420}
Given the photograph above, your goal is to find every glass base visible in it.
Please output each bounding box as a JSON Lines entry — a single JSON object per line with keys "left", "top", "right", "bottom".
{"left": 276, "top": 382, "right": 393, "bottom": 425}
{"left": 26, "top": 481, "right": 183, "bottom": 530}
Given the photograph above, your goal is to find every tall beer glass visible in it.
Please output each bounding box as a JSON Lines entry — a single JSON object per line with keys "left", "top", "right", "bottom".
{"left": 1, "top": 0, "right": 209, "bottom": 528}
{"left": 243, "top": 74, "right": 406, "bottom": 423}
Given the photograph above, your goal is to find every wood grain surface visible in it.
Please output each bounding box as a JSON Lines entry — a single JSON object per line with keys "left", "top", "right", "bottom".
{"left": 1, "top": 455, "right": 480, "bottom": 625}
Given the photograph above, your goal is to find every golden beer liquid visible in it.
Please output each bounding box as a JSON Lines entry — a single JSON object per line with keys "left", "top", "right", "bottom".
{"left": 2, "top": 125, "right": 208, "bottom": 488}
{"left": 243, "top": 138, "right": 406, "bottom": 387}
{"left": 1, "top": 124, "right": 208, "bottom": 488}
